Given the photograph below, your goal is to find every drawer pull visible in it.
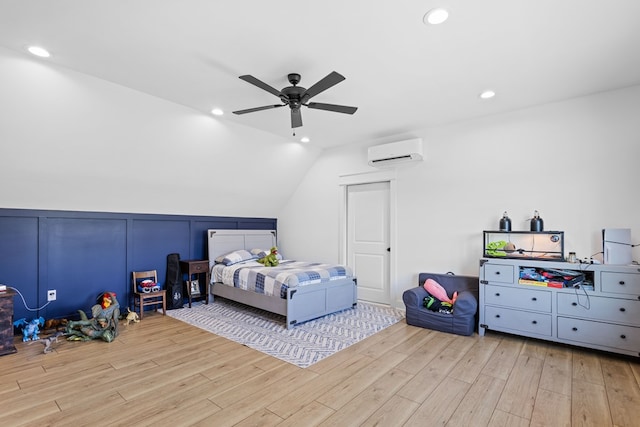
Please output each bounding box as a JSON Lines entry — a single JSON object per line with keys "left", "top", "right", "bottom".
{"left": 621, "top": 334, "right": 627, "bottom": 339}
{"left": 532, "top": 297, "right": 537, "bottom": 301}
{"left": 619, "top": 281, "right": 625, "bottom": 285}
{"left": 495, "top": 271, "right": 501, "bottom": 275}
{"left": 495, "top": 314, "right": 501, "bottom": 318}
{"left": 495, "top": 293, "right": 500, "bottom": 297}
{"left": 572, "top": 327, "right": 578, "bottom": 331}
{"left": 532, "top": 320, "right": 537, "bottom": 324}
{"left": 620, "top": 307, "right": 626, "bottom": 312}
{"left": 571, "top": 302, "right": 577, "bottom": 306}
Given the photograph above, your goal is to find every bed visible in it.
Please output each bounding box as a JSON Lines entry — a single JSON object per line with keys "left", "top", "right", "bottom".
{"left": 207, "top": 229, "right": 357, "bottom": 329}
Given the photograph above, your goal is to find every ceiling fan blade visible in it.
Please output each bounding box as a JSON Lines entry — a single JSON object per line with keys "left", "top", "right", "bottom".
{"left": 301, "top": 71, "right": 345, "bottom": 103}
{"left": 232, "top": 104, "right": 284, "bottom": 115}
{"left": 306, "top": 102, "right": 358, "bottom": 115}
{"left": 239, "top": 75, "right": 283, "bottom": 97}
{"left": 291, "top": 108, "right": 303, "bottom": 128}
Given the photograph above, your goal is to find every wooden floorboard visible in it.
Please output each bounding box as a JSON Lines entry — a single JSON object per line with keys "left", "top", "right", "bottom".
{"left": 0, "top": 311, "right": 638, "bottom": 426}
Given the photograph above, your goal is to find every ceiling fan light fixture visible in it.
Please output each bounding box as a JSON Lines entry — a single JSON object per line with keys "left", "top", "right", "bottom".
{"left": 424, "top": 8, "right": 449, "bottom": 25}
{"left": 27, "top": 45, "right": 51, "bottom": 58}
{"left": 234, "top": 71, "right": 357, "bottom": 130}
{"left": 479, "top": 90, "right": 496, "bottom": 99}
{"left": 211, "top": 108, "right": 224, "bottom": 116}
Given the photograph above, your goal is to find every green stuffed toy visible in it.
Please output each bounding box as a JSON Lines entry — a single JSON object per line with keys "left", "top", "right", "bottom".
{"left": 486, "top": 240, "right": 508, "bottom": 257}
{"left": 257, "top": 247, "right": 279, "bottom": 267}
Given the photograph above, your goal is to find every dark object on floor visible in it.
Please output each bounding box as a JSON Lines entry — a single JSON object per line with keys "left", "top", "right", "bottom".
{"left": 403, "top": 272, "right": 478, "bottom": 336}
{"left": 44, "top": 318, "right": 68, "bottom": 331}
{"left": 165, "top": 253, "right": 184, "bottom": 310}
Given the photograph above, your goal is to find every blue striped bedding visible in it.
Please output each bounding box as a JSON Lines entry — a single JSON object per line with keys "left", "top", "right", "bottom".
{"left": 212, "top": 260, "right": 354, "bottom": 298}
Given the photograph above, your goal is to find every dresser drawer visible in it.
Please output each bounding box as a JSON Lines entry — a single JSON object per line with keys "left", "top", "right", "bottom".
{"left": 484, "top": 284, "right": 551, "bottom": 312}
{"left": 483, "top": 263, "right": 514, "bottom": 284}
{"left": 557, "top": 317, "right": 640, "bottom": 353}
{"left": 601, "top": 271, "right": 640, "bottom": 295}
{"left": 557, "top": 293, "right": 640, "bottom": 325}
{"left": 485, "top": 306, "right": 552, "bottom": 336}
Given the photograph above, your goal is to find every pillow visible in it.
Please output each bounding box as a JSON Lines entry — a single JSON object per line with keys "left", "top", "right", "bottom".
{"left": 423, "top": 278, "right": 457, "bottom": 305}
{"left": 215, "top": 249, "right": 256, "bottom": 266}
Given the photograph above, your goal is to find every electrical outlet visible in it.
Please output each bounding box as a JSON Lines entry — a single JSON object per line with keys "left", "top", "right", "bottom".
{"left": 47, "top": 289, "right": 56, "bottom": 301}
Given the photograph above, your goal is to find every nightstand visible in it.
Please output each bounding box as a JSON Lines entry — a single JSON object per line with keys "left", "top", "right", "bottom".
{"left": 179, "top": 260, "right": 210, "bottom": 308}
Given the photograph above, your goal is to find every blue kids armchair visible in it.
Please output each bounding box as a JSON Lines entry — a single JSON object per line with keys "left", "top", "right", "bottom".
{"left": 403, "top": 272, "right": 479, "bottom": 336}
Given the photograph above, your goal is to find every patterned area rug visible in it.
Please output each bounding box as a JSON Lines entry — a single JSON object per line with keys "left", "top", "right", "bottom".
{"left": 166, "top": 298, "right": 404, "bottom": 368}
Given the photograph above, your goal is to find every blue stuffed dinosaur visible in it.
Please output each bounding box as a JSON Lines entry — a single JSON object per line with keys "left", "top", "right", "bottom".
{"left": 14, "top": 317, "right": 45, "bottom": 342}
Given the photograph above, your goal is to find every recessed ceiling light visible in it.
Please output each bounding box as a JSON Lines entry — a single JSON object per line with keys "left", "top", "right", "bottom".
{"left": 300, "top": 137, "right": 310, "bottom": 143}
{"left": 211, "top": 108, "right": 224, "bottom": 116}
{"left": 423, "top": 8, "right": 449, "bottom": 25}
{"left": 479, "top": 90, "right": 496, "bottom": 99}
{"left": 27, "top": 46, "right": 51, "bottom": 58}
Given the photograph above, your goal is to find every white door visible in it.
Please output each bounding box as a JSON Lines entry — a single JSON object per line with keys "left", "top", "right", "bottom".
{"left": 347, "top": 181, "right": 390, "bottom": 304}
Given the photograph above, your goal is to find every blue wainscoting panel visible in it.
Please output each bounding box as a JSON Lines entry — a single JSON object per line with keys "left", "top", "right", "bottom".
{"left": 0, "top": 208, "right": 276, "bottom": 323}
{"left": 0, "top": 216, "right": 39, "bottom": 321}
{"left": 46, "top": 217, "right": 127, "bottom": 319}
{"left": 131, "top": 218, "right": 190, "bottom": 291}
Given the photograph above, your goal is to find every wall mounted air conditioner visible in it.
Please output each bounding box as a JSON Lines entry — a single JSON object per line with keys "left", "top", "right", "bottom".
{"left": 367, "top": 138, "right": 424, "bottom": 167}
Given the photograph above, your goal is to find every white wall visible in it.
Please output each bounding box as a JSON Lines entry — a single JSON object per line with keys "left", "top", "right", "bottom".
{"left": 0, "top": 46, "right": 321, "bottom": 217}
{"left": 3, "top": 46, "right": 639, "bottom": 309}
{"left": 278, "top": 85, "right": 640, "bottom": 307}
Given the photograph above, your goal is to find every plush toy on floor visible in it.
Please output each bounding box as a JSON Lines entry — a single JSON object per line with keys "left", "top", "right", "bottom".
{"left": 13, "top": 317, "right": 45, "bottom": 342}
{"left": 44, "top": 318, "right": 68, "bottom": 332}
{"left": 66, "top": 292, "right": 120, "bottom": 342}
{"left": 257, "top": 247, "right": 279, "bottom": 267}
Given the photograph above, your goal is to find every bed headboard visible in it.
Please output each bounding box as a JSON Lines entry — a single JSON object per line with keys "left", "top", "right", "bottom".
{"left": 207, "top": 229, "right": 277, "bottom": 267}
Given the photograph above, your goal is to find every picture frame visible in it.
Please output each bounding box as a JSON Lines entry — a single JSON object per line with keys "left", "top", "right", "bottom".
{"left": 187, "top": 280, "right": 200, "bottom": 296}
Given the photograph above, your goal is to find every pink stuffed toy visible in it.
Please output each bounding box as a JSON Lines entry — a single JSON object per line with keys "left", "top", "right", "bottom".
{"left": 423, "top": 278, "right": 458, "bottom": 305}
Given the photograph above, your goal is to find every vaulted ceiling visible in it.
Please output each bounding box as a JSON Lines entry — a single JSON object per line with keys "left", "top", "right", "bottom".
{"left": 2, "top": 1, "right": 640, "bottom": 149}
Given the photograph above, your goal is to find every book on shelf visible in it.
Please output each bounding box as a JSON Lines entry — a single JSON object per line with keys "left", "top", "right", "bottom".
{"left": 518, "top": 279, "right": 548, "bottom": 286}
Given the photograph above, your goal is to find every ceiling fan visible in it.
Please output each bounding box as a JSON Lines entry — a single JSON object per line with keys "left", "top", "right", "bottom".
{"left": 232, "top": 71, "right": 357, "bottom": 128}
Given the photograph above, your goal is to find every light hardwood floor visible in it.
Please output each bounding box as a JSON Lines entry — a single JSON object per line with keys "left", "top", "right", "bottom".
{"left": 1, "top": 310, "right": 639, "bottom": 427}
